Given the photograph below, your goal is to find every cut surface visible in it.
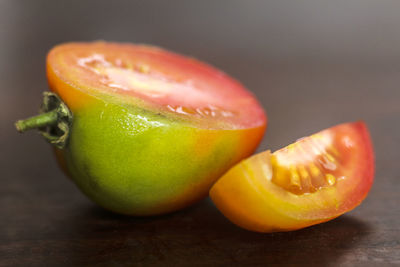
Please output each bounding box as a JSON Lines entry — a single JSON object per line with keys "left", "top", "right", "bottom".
{"left": 271, "top": 130, "right": 344, "bottom": 195}
{"left": 47, "top": 42, "right": 266, "bottom": 129}
{"left": 270, "top": 122, "right": 372, "bottom": 198}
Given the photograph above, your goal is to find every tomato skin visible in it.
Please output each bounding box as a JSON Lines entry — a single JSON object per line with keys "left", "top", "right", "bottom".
{"left": 46, "top": 42, "right": 266, "bottom": 215}
{"left": 210, "top": 122, "right": 374, "bottom": 232}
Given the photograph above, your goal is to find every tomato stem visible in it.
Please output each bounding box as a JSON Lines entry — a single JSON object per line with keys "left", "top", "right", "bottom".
{"left": 15, "top": 92, "right": 72, "bottom": 149}
{"left": 15, "top": 109, "right": 59, "bottom": 132}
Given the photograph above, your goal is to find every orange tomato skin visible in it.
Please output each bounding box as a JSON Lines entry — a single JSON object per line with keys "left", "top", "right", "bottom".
{"left": 210, "top": 122, "right": 374, "bottom": 232}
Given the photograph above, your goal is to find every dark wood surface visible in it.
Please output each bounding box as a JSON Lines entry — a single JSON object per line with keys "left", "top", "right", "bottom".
{"left": 1, "top": 1, "right": 399, "bottom": 266}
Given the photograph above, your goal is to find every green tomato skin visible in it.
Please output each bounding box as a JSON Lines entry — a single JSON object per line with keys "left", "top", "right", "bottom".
{"left": 60, "top": 100, "right": 251, "bottom": 215}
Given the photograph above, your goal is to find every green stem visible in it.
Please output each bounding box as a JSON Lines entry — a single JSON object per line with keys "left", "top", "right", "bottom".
{"left": 15, "top": 109, "right": 59, "bottom": 132}
{"left": 15, "top": 92, "right": 72, "bottom": 149}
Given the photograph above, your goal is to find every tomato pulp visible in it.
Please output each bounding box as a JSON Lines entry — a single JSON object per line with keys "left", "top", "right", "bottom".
{"left": 46, "top": 42, "right": 266, "bottom": 215}
{"left": 210, "top": 122, "right": 374, "bottom": 232}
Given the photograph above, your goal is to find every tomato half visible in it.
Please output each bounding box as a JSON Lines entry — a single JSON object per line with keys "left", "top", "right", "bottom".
{"left": 209, "top": 121, "right": 374, "bottom": 232}
{"left": 44, "top": 42, "right": 266, "bottom": 215}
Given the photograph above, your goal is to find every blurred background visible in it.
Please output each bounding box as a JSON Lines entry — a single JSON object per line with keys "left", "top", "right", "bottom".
{"left": 1, "top": 1, "right": 399, "bottom": 265}
{"left": 1, "top": 0, "right": 399, "bottom": 150}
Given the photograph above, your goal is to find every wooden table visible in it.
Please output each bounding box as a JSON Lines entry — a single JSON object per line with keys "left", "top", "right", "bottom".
{"left": 1, "top": 1, "right": 399, "bottom": 265}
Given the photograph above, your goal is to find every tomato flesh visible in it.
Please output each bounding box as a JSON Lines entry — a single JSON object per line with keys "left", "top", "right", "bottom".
{"left": 210, "top": 121, "right": 374, "bottom": 232}
{"left": 48, "top": 42, "right": 266, "bottom": 129}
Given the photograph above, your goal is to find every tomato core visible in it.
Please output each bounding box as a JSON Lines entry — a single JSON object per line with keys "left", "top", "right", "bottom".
{"left": 271, "top": 132, "right": 342, "bottom": 195}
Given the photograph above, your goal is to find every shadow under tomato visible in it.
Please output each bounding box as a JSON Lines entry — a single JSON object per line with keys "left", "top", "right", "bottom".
{"left": 53, "top": 198, "right": 372, "bottom": 266}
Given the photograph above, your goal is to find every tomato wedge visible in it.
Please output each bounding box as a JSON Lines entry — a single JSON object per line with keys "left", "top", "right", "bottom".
{"left": 210, "top": 121, "right": 374, "bottom": 232}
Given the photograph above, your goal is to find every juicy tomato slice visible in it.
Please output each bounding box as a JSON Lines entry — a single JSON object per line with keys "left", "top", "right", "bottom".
{"left": 47, "top": 42, "right": 266, "bottom": 130}
{"left": 210, "top": 121, "right": 374, "bottom": 232}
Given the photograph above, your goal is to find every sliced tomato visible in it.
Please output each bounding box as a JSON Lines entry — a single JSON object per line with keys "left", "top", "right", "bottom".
{"left": 210, "top": 121, "right": 374, "bottom": 232}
